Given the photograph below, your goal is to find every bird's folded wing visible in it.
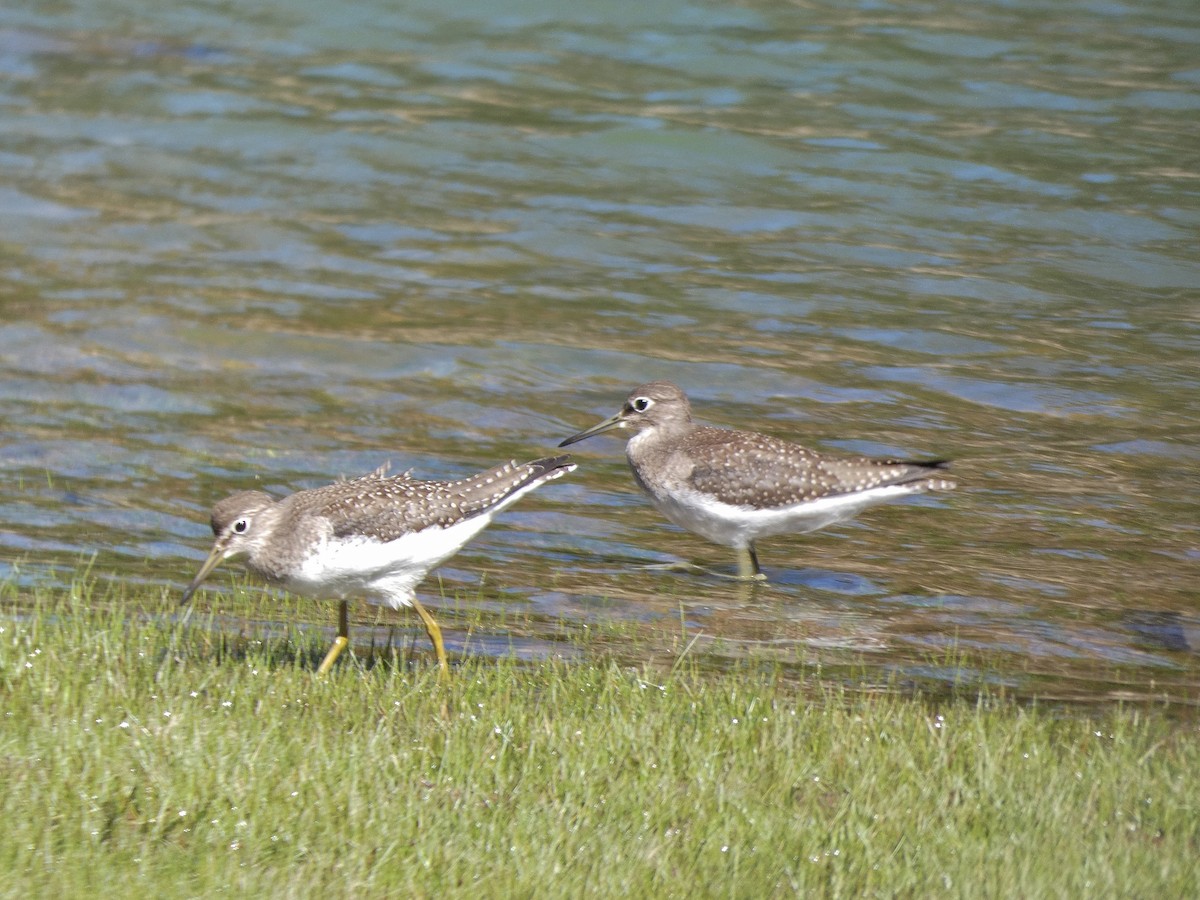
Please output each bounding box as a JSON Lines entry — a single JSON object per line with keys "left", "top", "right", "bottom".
{"left": 685, "top": 435, "right": 945, "bottom": 510}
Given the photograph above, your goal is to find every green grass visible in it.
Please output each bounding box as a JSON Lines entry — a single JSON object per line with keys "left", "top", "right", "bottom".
{"left": 2, "top": 581, "right": 1197, "bottom": 897}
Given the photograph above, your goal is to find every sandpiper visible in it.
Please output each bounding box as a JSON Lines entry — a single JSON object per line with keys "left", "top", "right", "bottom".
{"left": 559, "top": 381, "right": 954, "bottom": 580}
{"left": 181, "top": 455, "right": 576, "bottom": 674}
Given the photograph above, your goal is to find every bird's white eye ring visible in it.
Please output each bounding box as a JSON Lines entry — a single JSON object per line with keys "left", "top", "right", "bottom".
{"left": 233, "top": 518, "right": 249, "bottom": 534}
{"left": 631, "top": 396, "right": 652, "bottom": 412}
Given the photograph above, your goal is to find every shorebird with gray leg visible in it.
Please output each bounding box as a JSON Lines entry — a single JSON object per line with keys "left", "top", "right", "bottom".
{"left": 559, "top": 382, "right": 954, "bottom": 580}
{"left": 181, "top": 455, "right": 576, "bottom": 675}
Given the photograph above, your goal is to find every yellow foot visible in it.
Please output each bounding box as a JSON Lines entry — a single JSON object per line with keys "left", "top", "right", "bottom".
{"left": 316, "top": 635, "right": 349, "bottom": 675}
{"left": 640, "top": 560, "right": 709, "bottom": 575}
{"left": 731, "top": 571, "right": 769, "bottom": 583}
{"left": 640, "top": 561, "right": 768, "bottom": 583}
{"left": 410, "top": 596, "right": 450, "bottom": 680}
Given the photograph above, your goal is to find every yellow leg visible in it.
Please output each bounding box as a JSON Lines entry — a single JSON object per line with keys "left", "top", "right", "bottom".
{"left": 737, "top": 545, "right": 767, "bottom": 582}
{"left": 410, "top": 596, "right": 449, "bottom": 676}
{"left": 641, "top": 550, "right": 767, "bottom": 583}
{"left": 316, "top": 599, "right": 350, "bottom": 675}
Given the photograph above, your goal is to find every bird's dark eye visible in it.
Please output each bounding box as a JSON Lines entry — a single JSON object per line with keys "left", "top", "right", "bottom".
{"left": 632, "top": 396, "right": 651, "bottom": 412}
{"left": 233, "top": 519, "right": 249, "bottom": 534}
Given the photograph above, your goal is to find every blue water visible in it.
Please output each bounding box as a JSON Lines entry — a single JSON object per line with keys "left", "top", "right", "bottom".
{"left": 1, "top": 0, "right": 1198, "bottom": 702}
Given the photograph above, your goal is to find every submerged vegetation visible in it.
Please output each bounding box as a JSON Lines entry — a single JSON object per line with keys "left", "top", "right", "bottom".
{"left": 2, "top": 580, "right": 1197, "bottom": 896}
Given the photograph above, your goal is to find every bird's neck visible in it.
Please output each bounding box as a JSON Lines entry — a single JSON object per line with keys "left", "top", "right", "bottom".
{"left": 628, "top": 420, "right": 691, "bottom": 457}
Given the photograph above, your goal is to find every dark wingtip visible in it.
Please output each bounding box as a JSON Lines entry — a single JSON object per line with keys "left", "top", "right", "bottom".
{"left": 877, "top": 458, "right": 954, "bottom": 491}
{"left": 530, "top": 453, "right": 575, "bottom": 474}
{"left": 912, "top": 459, "right": 955, "bottom": 491}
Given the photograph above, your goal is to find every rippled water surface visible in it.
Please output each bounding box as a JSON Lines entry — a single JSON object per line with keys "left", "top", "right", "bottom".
{"left": 2, "top": 0, "right": 1197, "bottom": 703}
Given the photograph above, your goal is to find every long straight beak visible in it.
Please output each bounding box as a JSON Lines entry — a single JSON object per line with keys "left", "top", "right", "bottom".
{"left": 558, "top": 412, "right": 626, "bottom": 447}
{"left": 181, "top": 542, "right": 229, "bottom": 605}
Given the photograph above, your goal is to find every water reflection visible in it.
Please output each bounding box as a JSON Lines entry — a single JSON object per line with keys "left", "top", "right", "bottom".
{"left": 1, "top": 0, "right": 1198, "bottom": 704}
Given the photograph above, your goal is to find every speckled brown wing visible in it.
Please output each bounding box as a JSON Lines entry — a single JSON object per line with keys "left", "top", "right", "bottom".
{"left": 295, "top": 457, "right": 570, "bottom": 542}
{"left": 682, "top": 427, "right": 950, "bottom": 510}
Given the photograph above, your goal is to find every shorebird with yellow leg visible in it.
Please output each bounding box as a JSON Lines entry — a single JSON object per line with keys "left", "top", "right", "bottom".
{"left": 181, "top": 455, "right": 575, "bottom": 675}
{"left": 560, "top": 381, "right": 954, "bottom": 580}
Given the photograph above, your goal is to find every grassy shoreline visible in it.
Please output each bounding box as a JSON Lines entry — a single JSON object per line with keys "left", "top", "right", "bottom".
{"left": 2, "top": 583, "right": 1197, "bottom": 896}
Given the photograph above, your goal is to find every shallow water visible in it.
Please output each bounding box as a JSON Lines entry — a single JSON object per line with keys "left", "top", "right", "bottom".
{"left": 2, "top": 0, "right": 1198, "bottom": 703}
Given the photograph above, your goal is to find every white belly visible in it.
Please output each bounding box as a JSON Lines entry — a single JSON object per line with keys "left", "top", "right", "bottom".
{"left": 650, "top": 483, "right": 928, "bottom": 549}
{"left": 285, "top": 514, "right": 495, "bottom": 608}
